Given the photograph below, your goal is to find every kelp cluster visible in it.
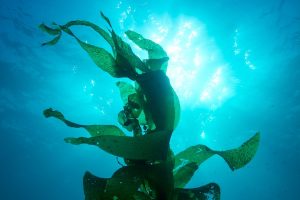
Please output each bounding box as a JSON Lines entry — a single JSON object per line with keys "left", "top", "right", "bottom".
{"left": 40, "top": 12, "right": 260, "bottom": 200}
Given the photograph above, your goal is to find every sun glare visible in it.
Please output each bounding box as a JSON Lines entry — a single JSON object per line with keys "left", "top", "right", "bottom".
{"left": 116, "top": 9, "right": 235, "bottom": 110}
{"left": 135, "top": 15, "right": 234, "bottom": 109}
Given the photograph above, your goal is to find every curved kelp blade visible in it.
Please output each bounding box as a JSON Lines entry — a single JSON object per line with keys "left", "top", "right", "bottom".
{"left": 84, "top": 169, "right": 143, "bottom": 200}
{"left": 116, "top": 81, "right": 136, "bottom": 104}
{"left": 136, "top": 70, "right": 179, "bottom": 131}
{"left": 174, "top": 183, "right": 220, "bottom": 200}
{"left": 215, "top": 132, "right": 260, "bottom": 171}
{"left": 39, "top": 24, "right": 62, "bottom": 46}
{"left": 64, "top": 130, "right": 172, "bottom": 160}
{"left": 43, "top": 108, "right": 125, "bottom": 137}
{"left": 125, "top": 30, "right": 168, "bottom": 71}
{"left": 60, "top": 26, "right": 124, "bottom": 78}
{"left": 63, "top": 20, "right": 114, "bottom": 51}
{"left": 84, "top": 164, "right": 173, "bottom": 200}
{"left": 173, "top": 145, "right": 214, "bottom": 188}
{"left": 83, "top": 171, "right": 108, "bottom": 200}
{"left": 104, "top": 165, "right": 144, "bottom": 199}
{"left": 173, "top": 133, "right": 260, "bottom": 188}
{"left": 40, "top": 20, "right": 114, "bottom": 52}
{"left": 100, "top": 12, "right": 147, "bottom": 74}
{"left": 40, "top": 21, "right": 138, "bottom": 78}
{"left": 173, "top": 162, "right": 198, "bottom": 188}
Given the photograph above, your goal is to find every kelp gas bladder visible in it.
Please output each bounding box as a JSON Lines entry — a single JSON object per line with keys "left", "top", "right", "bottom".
{"left": 41, "top": 12, "right": 260, "bottom": 200}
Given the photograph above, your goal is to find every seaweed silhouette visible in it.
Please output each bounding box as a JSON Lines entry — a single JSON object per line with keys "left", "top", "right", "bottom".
{"left": 40, "top": 12, "right": 260, "bottom": 200}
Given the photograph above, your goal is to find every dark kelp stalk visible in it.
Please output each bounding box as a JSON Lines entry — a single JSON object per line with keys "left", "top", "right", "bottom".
{"left": 40, "top": 12, "right": 260, "bottom": 200}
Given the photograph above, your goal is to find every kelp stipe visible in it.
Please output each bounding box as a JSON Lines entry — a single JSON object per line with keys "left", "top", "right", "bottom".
{"left": 41, "top": 12, "right": 260, "bottom": 200}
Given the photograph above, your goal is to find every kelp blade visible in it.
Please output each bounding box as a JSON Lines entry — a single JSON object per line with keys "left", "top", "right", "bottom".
{"left": 65, "top": 130, "right": 172, "bottom": 160}
{"left": 216, "top": 132, "right": 260, "bottom": 171}
{"left": 173, "top": 133, "right": 260, "bottom": 188}
{"left": 136, "top": 70, "right": 179, "bottom": 131}
{"left": 43, "top": 108, "right": 125, "bottom": 137}
{"left": 173, "top": 162, "right": 198, "bottom": 188}
{"left": 83, "top": 171, "right": 108, "bottom": 200}
{"left": 174, "top": 183, "right": 220, "bottom": 200}
{"left": 125, "top": 30, "right": 168, "bottom": 71}
{"left": 84, "top": 164, "right": 173, "bottom": 200}
{"left": 116, "top": 81, "right": 136, "bottom": 104}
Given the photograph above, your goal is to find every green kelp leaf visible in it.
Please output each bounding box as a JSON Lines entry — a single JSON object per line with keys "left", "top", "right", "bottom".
{"left": 58, "top": 26, "right": 121, "bottom": 77}
{"left": 173, "top": 133, "right": 260, "bottom": 188}
{"left": 125, "top": 30, "right": 168, "bottom": 71}
{"left": 215, "top": 132, "right": 260, "bottom": 171}
{"left": 39, "top": 23, "right": 61, "bottom": 35}
{"left": 104, "top": 162, "right": 173, "bottom": 199}
{"left": 40, "top": 20, "right": 114, "bottom": 52}
{"left": 64, "top": 130, "right": 172, "bottom": 160}
{"left": 100, "top": 12, "right": 147, "bottom": 74}
{"left": 173, "top": 145, "right": 215, "bottom": 188}
{"left": 84, "top": 168, "right": 144, "bottom": 200}
{"left": 84, "top": 125, "right": 125, "bottom": 137}
{"left": 75, "top": 38, "right": 119, "bottom": 77}
{"left": 63, "top": 20, "right": 114, "bottom": 51}
{"left": 83, "top": 171, "right": 108, "bottom": 200}
{"left": 144, "top": 161, "right": 174, "bottom": 200}
{"left": 40, "top": 22, "right": 119, "bottom": 77}
{"left": 174, "top": 183, "right": 220, "bottom": 200}
{"left": 104, "top": 165, "right": 144, "bottom": 199}
{"left": 116, "top": 81, "right": 136, "bottom": 104}
{"left": 174, "top": 145, "right": 214, "bottom": 169}
{"left": 144, "top": 57, "right": 169, "bottom": 71}
{"left": 41, "top": 34, "right": 62, "bottom": 46}
{"left": 173, "top": 162, "right": 198, "bottom": 188}
{"left": 43, "top": 108, "right": 125, "bottom": 137}
{"left": 128, "top": 93, "right": 143, "bottom": 118}
{"left": 39, "top": 24, "right": 62, "bottom": 46}
{"left": 41, "top": 20, "right": 139, "bottom": 78}
{"left": 100, "top": 11, "right": 113, "bottom": 29}
{"left": 136, "top": 71, "right": 177, "bottom": 131}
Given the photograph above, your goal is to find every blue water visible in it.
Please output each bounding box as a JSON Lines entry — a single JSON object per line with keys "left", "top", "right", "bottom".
{"left": 0, "top": 0, "right": 299, "bottom": 199}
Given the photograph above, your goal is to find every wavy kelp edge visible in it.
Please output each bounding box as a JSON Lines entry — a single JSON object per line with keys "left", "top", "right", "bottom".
{"left": 44, "top": 108, "right": 172, "bottom": 160}
{"left": 84, "top": 168, "right": 220, "bottom": 200}
{"left": 43, "top": 108, "right": 125, "bottom": 137}
{"left": 173, "top": 132, "right": 260, "bottom": 188}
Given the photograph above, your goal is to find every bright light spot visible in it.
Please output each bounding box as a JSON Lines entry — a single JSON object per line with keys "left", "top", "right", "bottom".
{"left": 72, "top": 65, "right": 78, "bottom": 73}
{"left": 233, "top": 28, "right": 256, "bottom": 69}
{"left": 233, "top": 29, "right": 240, "bottom": 55}
{"left": 244, "top": 50, "right": 256, "bottom": 70}
{"left": 200, "top": 90, "right": 210, "bottom": 101}
{"left": 99, "top": 107, "right": 105, "bottom": 115}
{"left": 106, "top": 99, "right": 113, "bottom": 106}
{"left": 132, "top": 15, "right": 235, "bottom": 109}
{"left": 234, "top": 48, "right": 241, "bottom": 55}
{"left": 90, "top": 79, "right": 95, "bottom": 87}
{"left": 183, "top": 22, "right": 192, "bottom": 29}
{"left": 193, "top": 52, "right": 201, "bottom": 66}
{"left": 201, "top": 131, "right": 206, "bottom": 139}
{"left": 116, "top": 1, "right": 122, "bottom": 9}
{"left": 212, "top": 68, "right": 222, "bottom": 85}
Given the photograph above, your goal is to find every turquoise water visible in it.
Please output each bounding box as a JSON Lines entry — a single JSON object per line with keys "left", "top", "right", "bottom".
{"left": 0, "top": 0, "right": 299, "bottom": 199}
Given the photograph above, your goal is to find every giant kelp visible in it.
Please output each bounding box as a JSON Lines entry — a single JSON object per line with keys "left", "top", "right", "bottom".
{"left": 40, "top": 12, "right": 260, "bottom": 200}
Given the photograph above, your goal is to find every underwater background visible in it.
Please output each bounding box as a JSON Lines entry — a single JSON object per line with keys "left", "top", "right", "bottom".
{"left": 0, "top": 0, "right": 299, "bottom": 199}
